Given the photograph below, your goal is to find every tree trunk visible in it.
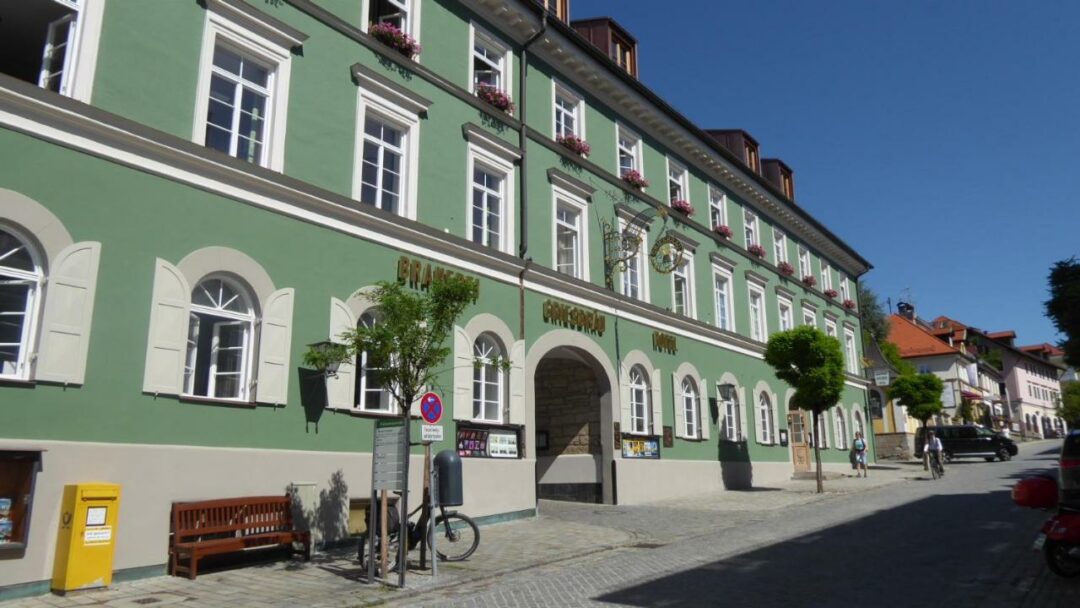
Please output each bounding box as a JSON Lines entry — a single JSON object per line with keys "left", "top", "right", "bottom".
{"left": 814, "top": 409, "right": 824, "bottom": 493}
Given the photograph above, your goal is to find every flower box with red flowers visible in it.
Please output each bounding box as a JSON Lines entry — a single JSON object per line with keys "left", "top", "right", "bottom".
{"left": 476, "top": 84, "right": 515, "bottom": 115}
{"left": 824, "top": 288, "right": 839, "bottom": 298}
{"left": 843, "top": 299, "right": 857, "bottom": 310}
{"left": 713, "top": 224, "right": 733, "bottom": 239}
{"left": 747, "top": 244, "right": 766, "bottom": 259}
{"left": 621, "top": 169, "right": 649, "bottom": 190}
{"left": 369, "top": 22, "right": 421, "bottom": 58}
{"left": 801, "top": 275, "right": 817, "bottom": 287}
{"left": 671, "top": 199, "right": 694, "bottom": 216}
{"left": 556, "top": 134, "right": 591, "bottom": 157}
{"left": 777, "top": 262, "right": 795, "bottom": 276}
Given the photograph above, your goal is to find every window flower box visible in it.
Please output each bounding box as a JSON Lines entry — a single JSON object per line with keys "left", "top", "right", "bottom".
{"left": 556, "top": 135, "right": 591, "bottom": 157}
{"left": 747, "top": 244, "right": 766, "bottom": 259}
{"left": 671, "top": 199, "right": 694, "bottom": 216}
{"left": 777, "top": 261, "right": 795, "bottom": 276}
{"left": 824, "top": 288, "right": 839, "bottom": 298}
{"left": 843, "top": 299, "right": 857, "bottom": 311}
{"left": 712, "top": 224, "right": 733, "bottom": 239}
{"left": 622, "top": 169, "right": 649, "bottom": 190}
{"left": 369, "top": 22, "right": 421, "bottom": 59}
{"left": 802, "top": 275, "right": 817, "bottom": 288}
{"left": 476, "top": 84, "right": 515, "bottom": 115}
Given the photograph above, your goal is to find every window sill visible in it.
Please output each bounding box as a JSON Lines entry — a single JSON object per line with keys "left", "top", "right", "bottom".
{"left": 178, "top": 395, "right": 257, "bottom": 409}
{"left": 0, "top": 378, "right": 36, "bottom": 389}
{"left": 0, "top": 542, "right": 27, "bottom": 559}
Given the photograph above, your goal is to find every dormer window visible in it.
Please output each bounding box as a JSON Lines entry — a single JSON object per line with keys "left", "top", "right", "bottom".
{"left": 744, "top": 141, "right": 759, "bottom": 172}
{"left": 542, "top": 0, "right": 569, "bottom": 22}
{"left": 611, "top": 36, "right": 634, "bottom": 74}
{"left": 571, "top": 17, "right": 638, "bottom": 78}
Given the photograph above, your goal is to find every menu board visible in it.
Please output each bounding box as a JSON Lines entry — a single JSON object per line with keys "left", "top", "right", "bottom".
{"left": 457, "top": 425, "right": 521, "bottom": 459}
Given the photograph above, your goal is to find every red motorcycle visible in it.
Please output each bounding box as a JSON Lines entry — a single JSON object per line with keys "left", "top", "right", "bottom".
{"left": 1012, "top": 475, "right": 1080, "bottom": 577}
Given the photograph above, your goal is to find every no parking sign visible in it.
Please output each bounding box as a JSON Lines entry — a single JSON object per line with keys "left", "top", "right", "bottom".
{"left": 420, "top": 392, "right": 443, "bottom": 424}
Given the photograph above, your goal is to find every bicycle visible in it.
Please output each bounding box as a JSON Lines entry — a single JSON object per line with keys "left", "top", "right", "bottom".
{"left": 358, "top": 495, "right": 479, "bottom": 574}
{"left": 928, "top": 450, "right": 945, "bottom": 480}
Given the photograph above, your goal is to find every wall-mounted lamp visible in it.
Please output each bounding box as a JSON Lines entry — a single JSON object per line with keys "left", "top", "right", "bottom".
{"left": 718, "top": 383, "right": 737, "bottom": 402}
{"left": 307, "top": 340, "right": 343, "bottom": 378}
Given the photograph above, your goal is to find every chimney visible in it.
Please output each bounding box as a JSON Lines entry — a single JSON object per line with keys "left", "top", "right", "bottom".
{"left": 540, "top": 0, "right": 569, "bottom": 23}
{"left": 897, "top": 301, "right": 916, "bottom": 321}
{"left": 705, "top": 129, "right": 760, "bottom": 173}
{"left": 761, "top": 158, "right": 794, "bottom": 199}
{"left": 571, "top": 17, "right": 638, "bottom": 77}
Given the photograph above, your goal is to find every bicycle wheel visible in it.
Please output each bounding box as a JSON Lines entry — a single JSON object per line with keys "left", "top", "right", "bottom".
{"left": 360, "top": 532, "right": 401, "bottom": 574}
{"left": 930, "top": 458, "right": 940, "bottom": 480}
{"left": 429, "top": 513, "right": 479, "bottom": 562}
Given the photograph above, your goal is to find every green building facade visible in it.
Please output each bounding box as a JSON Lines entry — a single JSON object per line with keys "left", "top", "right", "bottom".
{"left": 0, "top": 0, "right": 872, "bottom": 594}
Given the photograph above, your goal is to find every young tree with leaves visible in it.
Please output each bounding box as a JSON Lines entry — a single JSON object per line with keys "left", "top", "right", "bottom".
{"left": 1045, "top": 257, "right": 1080, "bottom": 368}
{"left": 857, "top": 282, "right": 890, "bottom": 344}
{"left": 1059, "top": 382, "right": 1080, "bottom": 428}
{"left": 888, "top": 373, "right": 945, "bottom": 428}
{"left": 764, "top": 325, "right": 846, "bottom": 493}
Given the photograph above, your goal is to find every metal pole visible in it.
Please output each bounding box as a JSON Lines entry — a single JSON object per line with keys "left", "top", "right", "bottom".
{"left": 398, "top": 413, "right": 410, "bottom": 589}
{"left": 367, "top": 489, "right": 376, "bottom": 582}
{"left": 430, "top": 460, "right": 438, "bottom": 579}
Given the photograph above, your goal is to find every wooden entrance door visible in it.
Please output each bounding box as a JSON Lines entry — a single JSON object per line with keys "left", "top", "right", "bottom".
{"left": 788, "top": 411, "right": 811, "bottom": 472}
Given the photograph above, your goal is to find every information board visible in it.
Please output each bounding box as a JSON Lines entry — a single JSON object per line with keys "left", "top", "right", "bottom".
{"left": 372, "top": 418, "right": 408, "bottom": 491}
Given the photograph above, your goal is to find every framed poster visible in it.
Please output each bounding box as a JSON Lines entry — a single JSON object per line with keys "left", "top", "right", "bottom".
{"left": 621, "top": 436, "right": 660, "bottom": 459}
{"left": 456, "top": 424, "right": 523, "bottom": 459}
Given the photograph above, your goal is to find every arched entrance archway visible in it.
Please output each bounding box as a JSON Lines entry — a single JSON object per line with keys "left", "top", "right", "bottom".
{"left": 525, "top": 330, "right": 617, "bottom": 504}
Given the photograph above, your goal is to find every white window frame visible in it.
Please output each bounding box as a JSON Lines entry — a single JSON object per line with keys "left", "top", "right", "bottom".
{"left": 32, "top": 0, "right": 105, "bottom": 102}
{"left": 708, "top": 186, "right": 727, "bottom": 229}
{"left": 552, "top": 80, "right": 585, "bottom": 140}
{"left": 552, "top": 186, "right": 589, "bottom": 281}
{"left": 712, "top": 262, "right": 735, "bottom": 332}
{"left": 184, "top": 277, "right": 256, "bottom": 402}
{"left": 748, "top": 282, "right": 767, "bottom": 342}
{"left": 718, "top": 383, "right": 742, "bottom": 442}
{"left": 362, "top": 0, "right": 422, "bottom": 51}
{"left": 744, "top": 210, "right": 759, "bottom": 248}
{"left": 844, "top": 327, "right": 858, "bottom": 374}
{"left": 666, "top": 158, "right": 689, "bottom": 205}
{"left": 469, "top": 22, "right": 510, "bottom": 93}
{"left": 819, "top": 411, "right": 830, "bottom": 448}
{"left": 472, "top": 333, "right": 506, "bottom": 423}
{"left": 802, "top": 303, "right": 817, "bottom": 327}
{"left": 821, "top": 262, "right": 833, "bottom": 291}
{"left": 616, "top": 124, "right": 643, "bottom": 178}
{"left": 193, "top": 7, "right": 295, "bottom": 171}
{"left": 671, "top": 253, "right": 696, "bottom": 319}
{"left": 619, "top": 218, "right": 649, "bottom": 302}
{"left": 824, "top": 315, "right": 838, "bottom": 338}
{"left": 840, "top": 277, "right": 851, "bottom": 301}
{"left": 773, "top": 228, "right": 788, "bottom": 264}
{"left": 466, "top": 144, "right": 515, "bottom": 254}
{"left": 798, "top": 245, "right": 811, "bottom": 278}
{"left": 835, "top": 408, "right": 848, "bottom": 449}
{"left": 355, "top": 309, "right": 393, "bottom": 413}
{"left": 0, "top": 226, "right": 44, "bottom": 381}
{"left": 758, "top": 391, "right": 774, "bottom": 444}
{"left": 351, "top": 83, "right": 422, "bottom": 221}
{"left": 778, "top": 295, "right": 794, "bottom": 332}
{"left": 681, "top": 377, "right": 701, "bottom": 439}
{"left": 629, "top": 365, "right": 651, "bottom": 435}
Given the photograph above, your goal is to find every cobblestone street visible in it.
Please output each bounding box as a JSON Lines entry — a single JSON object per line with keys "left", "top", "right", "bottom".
{"left": 4, "top": 441, "right": 1077, "bottom": 608}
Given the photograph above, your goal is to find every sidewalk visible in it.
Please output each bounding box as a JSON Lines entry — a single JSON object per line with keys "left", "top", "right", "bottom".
{"left": 2, "top": 464, "right": 917, "bottom": 608}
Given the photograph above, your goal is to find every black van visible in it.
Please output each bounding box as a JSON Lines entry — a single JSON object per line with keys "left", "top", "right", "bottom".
{"left": 1061, "top": 430, "right": 1080, "bottom": 509}
{"left": 915, "top": 425, "right": 1018, "bottom": 462}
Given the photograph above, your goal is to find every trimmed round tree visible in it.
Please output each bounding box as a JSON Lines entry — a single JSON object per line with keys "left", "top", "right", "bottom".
{"left": 888, "top": 373, "right": 944, "bottom": 429}
{"left": 764, "top": 325, "right": 846, "bottom": 493}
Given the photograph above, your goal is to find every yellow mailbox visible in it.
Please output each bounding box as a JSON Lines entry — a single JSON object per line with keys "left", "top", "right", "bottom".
{"left": 51, "top": 483, "right": 121, "bottom": 593}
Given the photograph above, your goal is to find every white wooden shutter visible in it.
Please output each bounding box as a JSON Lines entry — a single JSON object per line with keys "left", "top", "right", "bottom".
{"left": 753, "top": 389, "right": 764, "bottom": 443}
{"left": 672, "top": 372, "right": 685, "bottom": 438}
{"left": 255, "top": 288, "right": 294, "bottom": 405}
{"left": 739, "top": 387, "right": 749, "bottom": 442}
{"left": 618, "top": 363, "right": 632, "bottom": 431}
{"left": 142, "top": 259, "right": 190, "bottom": 395}
{"left": 35, "top": 241, "right": 101, "bottom": 384}
{"left": 325, "top": 298, "right": 356, "bottom": 409}
{"left": 452, "top": 326, "right": 472, "bottom": 420}
{"left": 650, "top": 368, "right": 663, "bottom": 436}
{"left": 699, "top": 376, "right": 709, "bottom": 440}
{"left": 508, "top": 339, "right": 526, "bottom": 426}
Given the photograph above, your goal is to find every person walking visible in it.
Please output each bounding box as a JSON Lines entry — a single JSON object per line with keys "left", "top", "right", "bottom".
{"left": 853, "top": 431, "right": 869, "bottom": 478}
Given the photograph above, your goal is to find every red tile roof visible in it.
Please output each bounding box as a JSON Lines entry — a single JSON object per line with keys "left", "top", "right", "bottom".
{"left": 1020, "top": 343, "right": 1065, "bottom": 356}
{"left": 988, "top": 330, "right": 1016, "bottom": 340}
{"left": 888, "top": 314, "right": 963, "bottom": 358}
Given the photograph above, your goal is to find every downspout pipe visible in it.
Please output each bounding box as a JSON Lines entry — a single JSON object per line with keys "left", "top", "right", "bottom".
{"left": 518, "top": 17, "right": 547, "bottom": 263}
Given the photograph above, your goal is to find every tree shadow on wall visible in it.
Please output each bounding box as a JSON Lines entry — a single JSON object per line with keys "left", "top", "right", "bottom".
{"left": 316, "top": 470, "right": 350, "bottom": 547}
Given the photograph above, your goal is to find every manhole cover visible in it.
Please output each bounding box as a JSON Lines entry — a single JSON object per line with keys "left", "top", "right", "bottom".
{"left": 629, "top": 542, "right": 665, "bottom": 549}
{"left": 133, "top": 599, "right": 162, "bottom": 605}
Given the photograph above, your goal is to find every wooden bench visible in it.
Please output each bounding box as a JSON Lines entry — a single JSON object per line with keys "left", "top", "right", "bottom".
{"left": 169, "top": 495, "right": 311, "bottom": 579}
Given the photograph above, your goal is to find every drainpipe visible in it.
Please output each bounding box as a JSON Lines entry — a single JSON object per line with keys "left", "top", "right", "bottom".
{"left": 518, "top": 17, "right": 547, "bottom": 264}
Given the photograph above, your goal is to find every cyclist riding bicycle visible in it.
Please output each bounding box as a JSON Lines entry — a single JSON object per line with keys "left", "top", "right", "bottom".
{"left": 924, "top": 430, "right": 945, "bottom": 476}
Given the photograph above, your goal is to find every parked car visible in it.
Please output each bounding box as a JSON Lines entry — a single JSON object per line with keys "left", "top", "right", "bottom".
{"left": 915, "top": 425, "right": 1018, "bottom": 462}
{"left": 1062, "top": 429, "right": 1080, "bottom": 510}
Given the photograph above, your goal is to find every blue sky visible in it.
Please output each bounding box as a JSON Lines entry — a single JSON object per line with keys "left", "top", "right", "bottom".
{"left": 569, "top": 0, "right": 1078, "bottom": 345}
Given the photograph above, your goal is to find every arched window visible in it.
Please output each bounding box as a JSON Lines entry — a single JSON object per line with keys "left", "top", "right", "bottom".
{"left": 0, "top": 227, "right": 43, "bottom": 379}
{"left": 854, "top": 409, "right": 865, "bottom": 437}
{"left": 681, "top": 377, "right": 700, "bottom": 438}
{"left": 356, "top": 310, "right": 391, "bottom": 413}
{"left": 720, "top": 384, "right": 741, "bottom": 441}
{"left": 629, "top": 365, "right": 651, "bottom": 434}
{"left": 757, "top": 392, "right": 774, "bottom": 444}
{"left": 473, "top": 333, "right": 505, "bottom": 422}
{"left": 819, "top": 411, "right": 830, "bottom": 449}
{"left": 835, "top": 409, "right": 848, "bottom": 449}
{"left": 184, "top": 277, "right": 256, "bottom": 400}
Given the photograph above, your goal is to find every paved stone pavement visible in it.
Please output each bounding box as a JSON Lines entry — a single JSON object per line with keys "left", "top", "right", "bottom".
{"left": 4, "top": 443, "right": 1076, "bottom": 607}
